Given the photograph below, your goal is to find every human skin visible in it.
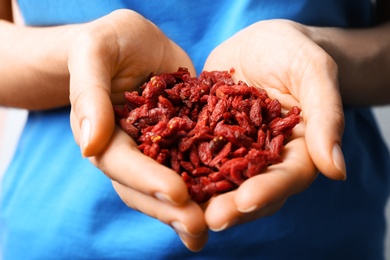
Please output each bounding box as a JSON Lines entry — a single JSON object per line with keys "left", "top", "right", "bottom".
{"left": 202, "top": 3, "right": 390, "bottom": 232}
{"left": 1, "top": 0, "right": 390, "bottom": 252}
{"left": 0, "top": 6, "right": 208, "bottom": 251}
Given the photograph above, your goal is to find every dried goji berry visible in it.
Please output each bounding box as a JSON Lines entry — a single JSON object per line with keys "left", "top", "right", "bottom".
{"left": 115, "top": 68, "right": 301, "bottom": 203}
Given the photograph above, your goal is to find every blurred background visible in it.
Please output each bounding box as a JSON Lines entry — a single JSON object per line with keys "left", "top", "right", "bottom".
{"left": 1, "top": 106, "right": 389, "bottom": 257}
{"left": 373, "top": 106, "right": 390, "bottom": 259}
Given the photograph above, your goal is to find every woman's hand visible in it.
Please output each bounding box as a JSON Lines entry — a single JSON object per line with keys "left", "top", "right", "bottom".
{"left": 68, "top": 9, "right": 207, "bottom": 251}
{"left": 68, "top": 9, "right": 195, "bottom": 157}
{"left": 92, "top": 128, "right": 208, "bottom": 251}
{"left": 202, "top": 19, "right": 346, "bottom": 231}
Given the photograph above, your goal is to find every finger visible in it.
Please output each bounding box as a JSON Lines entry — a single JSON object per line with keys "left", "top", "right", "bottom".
{"left": 68, "top": 29, "right": 118, "bottom": 157}
{"left": 70, "top": 109, "right": 81, "bottom": 145}
{"left": 297, "top": 51, "right": 346, "bottom": 180}
{"left": 205, "top": 137, "right": 316, "bottom": 231}
{"left": 112, "top": 181, "right": 208, "bottom": 251}
{"left": 234, "top": 137, "right": 317, "bottom": 212}
{"left": 177, "top": 232, "right": 208, "bottom": 252}
{"left": 91, "top": 127, "right": 190, "bottom": 205}
{"left": 205, "top": 191, "right": 286, "bottom": 232}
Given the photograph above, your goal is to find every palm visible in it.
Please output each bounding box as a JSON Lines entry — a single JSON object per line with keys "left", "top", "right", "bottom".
{"left": 68, "top": 10, "right": 206, "bottom": 251}
{"left": 202, "top": 19, "right": 344, "bottom": 230}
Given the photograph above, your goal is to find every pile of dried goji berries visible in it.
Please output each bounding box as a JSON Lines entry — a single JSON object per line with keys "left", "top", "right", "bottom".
{"left": 114, "top": 68, "right": 301, "bottom": 203}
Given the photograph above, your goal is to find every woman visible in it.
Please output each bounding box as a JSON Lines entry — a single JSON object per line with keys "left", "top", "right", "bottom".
{"left": 1, "top": 0, "right": 390, "bottom": 258}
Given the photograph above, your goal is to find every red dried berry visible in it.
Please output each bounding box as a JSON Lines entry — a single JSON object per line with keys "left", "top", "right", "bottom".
{"left": 115, "top": 68, "right": 301, "bottom": 203}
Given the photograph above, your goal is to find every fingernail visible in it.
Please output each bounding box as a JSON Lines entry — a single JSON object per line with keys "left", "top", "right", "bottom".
{"left": 237, "top": 204, "right": 257, "bottom": 213}
{"left": 171, "top": 221, "right": 200, "bottom": 238}
{"left": 80, "top": 118, "right": 91, "bottom": 156}
{"left": 210, "top": 218, "right": 238, "bottom": 232}
{"left": 178, "top": 233, "right": 203, "bottom": 252}
{"left": 332, "top": 143, "right": 347, "bottom": 180}
{"left": 171, "top": 221, "right": 189, "bottom": 234}
{"left": 154, "top": 192, "right": 176, "bottom": 205}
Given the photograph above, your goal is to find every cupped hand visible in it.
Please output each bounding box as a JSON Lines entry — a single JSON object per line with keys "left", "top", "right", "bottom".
{"left": 68, "top": 9, "right": 195, "bottom": 157}
{"left": 93, "top": 127, "right": 208, "bottom": 251}
{"left": 202, "top": 19, "right": 346, "bottom": 231}
{"left": 68, "top": 9, "right": 206, "bottom": 251}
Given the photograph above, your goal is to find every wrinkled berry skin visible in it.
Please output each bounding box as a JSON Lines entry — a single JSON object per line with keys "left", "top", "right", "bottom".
{"left": 115, "top": 68, "right": 300, "bottom": 203}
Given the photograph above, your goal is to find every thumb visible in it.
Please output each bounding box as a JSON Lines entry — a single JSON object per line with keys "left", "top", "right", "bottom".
{"left": 68, "top": 35, "right": 115, "bottom": 157}
{"left": 300, "top": 54, "right": 346, "bottom": 181}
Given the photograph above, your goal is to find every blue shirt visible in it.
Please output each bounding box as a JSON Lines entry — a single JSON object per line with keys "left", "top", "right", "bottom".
{"left": 2, "top": 1, "right": 389, "bottom": 259}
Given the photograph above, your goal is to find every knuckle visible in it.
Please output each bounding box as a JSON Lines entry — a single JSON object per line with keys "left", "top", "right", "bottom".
{"left": 69, "top": 85, "right": 88, "bottom": 111}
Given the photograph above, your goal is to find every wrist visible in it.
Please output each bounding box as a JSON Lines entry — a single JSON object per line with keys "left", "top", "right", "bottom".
{"left": 304, "top": 24, "right": 390, "bottom": 105}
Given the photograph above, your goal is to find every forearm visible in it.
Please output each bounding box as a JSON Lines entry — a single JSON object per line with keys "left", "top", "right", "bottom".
{"left": 0, "top": 20, "right": 80, "bottom": 109}
{"left": 308, "top": 22, "right": 390, "bottom": 106}
{"left": 0, "top": 0, "right": 12, "bottom": 22}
